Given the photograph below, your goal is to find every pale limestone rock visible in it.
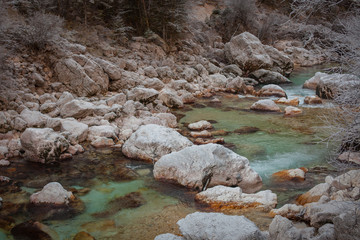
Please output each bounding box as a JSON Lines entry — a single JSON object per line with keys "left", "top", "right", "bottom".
{"left": 270, "top": 204, "right": 304, "bottom": 219}
{"left": 284, "top": 106, "right": 302, "bottom": 117}
{"left": 195, "top": 185, "right": 277, "bottom": 211}
{"left": 20, "top": 128, "right": 69, "bottom": 163}
{"left": 250, "top": 99, "right": 281, "bottom": 112}
{"left": 304, "top": 95, "right": 323, "bottom": 104}
{"left": 106, "top": 93, "right": 126, "bottom": 107}
{"left": 122, "top": 124, "right": 193, "bottom": 162}
{"left": 188, "top": 120, "right": 212, "bottom": 131}
{"left": 297, "top": 183, "right": 331, "bottom": 205}
{"left": 127, "top": 87, "right": 159, "bottom": 104}
{"left": 269, "top": 215, "right": 315, "bottom": 240}
{"left": 87, "top": 125, "right": 118, "bottom": 142}
{"left": 250, "top": 69, "right": 291, "bottom": 84}
{"left": 159, "top": 89, "right": 184, "bottom": 108}
{"left": 154, "top": 144, "right": 262, "bottom": 193}
{"left": 225, "top": 32, "right": 272, "bottom": 72}
{"left": 30, "top": 182, "right": 74, "bottom": 205}
{"left": 178, "top": 212, "right": 267, "bottom": 240}
{"left": 60, "top": 100, "right": 94, "bottom": 119}
{"left": 257, "top": 84, "right": 287, "bottom": 98}
{"left": 60, "top": 119, "right": 88, "bottom": 144}
{"left": 20, "top": 109, "right": 48, "bottom": 128}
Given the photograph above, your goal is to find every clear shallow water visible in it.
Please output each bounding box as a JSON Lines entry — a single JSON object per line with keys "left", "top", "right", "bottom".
{"left": 0, "top": 66, "right": 335, "bottom": 240}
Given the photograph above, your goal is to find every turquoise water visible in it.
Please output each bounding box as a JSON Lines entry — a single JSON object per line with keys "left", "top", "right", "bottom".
{"left": 0, "top": 66, "right": 334, "bottom": 239}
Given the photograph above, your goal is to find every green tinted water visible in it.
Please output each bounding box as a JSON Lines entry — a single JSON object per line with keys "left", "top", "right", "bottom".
{"left": 0, "top": 66, "right": 333, "bottom": 240}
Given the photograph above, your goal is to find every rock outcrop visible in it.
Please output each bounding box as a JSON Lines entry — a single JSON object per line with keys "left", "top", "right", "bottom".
{"left": 154, "top": 144, "right": 262, "bottom": 193}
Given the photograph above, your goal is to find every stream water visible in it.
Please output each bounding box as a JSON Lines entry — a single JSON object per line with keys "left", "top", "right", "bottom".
{"left": 0, "top": 66, "right": 334, "bottom": 240}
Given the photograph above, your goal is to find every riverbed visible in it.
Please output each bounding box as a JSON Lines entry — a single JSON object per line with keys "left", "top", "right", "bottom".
{"left": 0, "top": 66, "right": 335, "bottom": 240}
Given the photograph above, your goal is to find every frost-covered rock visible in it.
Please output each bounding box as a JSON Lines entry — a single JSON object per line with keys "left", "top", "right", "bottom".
{"left": 195, "top": 185, "right": 277, "bottom": 211}
{"left": 177, "top": 212, "right": 267, "bottom": 240}
{"left": 122, "top": 124, "right": 193, "bottom": 162}
{"left": 154, "top": 144, "right": 262, "bottom": 193}
{"left": 20, "top": 128, "right": 69, "bottom": 163}
{"left": 30, "top": 182, "right": 74, "bottom": 205}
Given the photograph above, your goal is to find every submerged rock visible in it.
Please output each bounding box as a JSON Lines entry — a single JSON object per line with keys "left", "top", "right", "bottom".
{"left": 177, "top": 212, "right": 267, "bottom": 240}
{"left": 250, "top": 100, "right": 281, "bottom": 112}
{"left": 11, "top": 220, "right": 59, "bottom": 240}
{"left": 154, "top": 144, "right": 262, "bottom": 193}
{"left": 20, "top": 128, "right": 69, "bottom": 163}
{"left": 122, "top": 124, "right": 193, "bottom": 162}
{"left": 195, "top": 185, "right": 277, "bottom": 211}
{"left": 73, "top": 231, "right": 95, "bottom": 240}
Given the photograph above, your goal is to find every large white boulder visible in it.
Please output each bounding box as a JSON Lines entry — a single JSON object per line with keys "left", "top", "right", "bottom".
{"left": 122, "top": 124, "right": 193, "bottom": 162}
{"left": 20, "top": 128, "right": 69, "bottom": 163}
{"left": 30, "top": 182, "right": 74, "bottom": 205}
{"left": 225, "top": 32, "right": 272, "bottom": 72}
{"left": 154, "top": 144, "right": 262, "bottom": 193}
{"left": 177, "top": 212, "right": 267, "bottom": 240}
{"left": 195, "top": 185, "right": 277, "bottom": 211}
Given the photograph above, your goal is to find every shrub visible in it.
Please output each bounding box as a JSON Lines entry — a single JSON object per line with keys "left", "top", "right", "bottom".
{"left": 9, "top": 12, "right": 64, "bottom": 51}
